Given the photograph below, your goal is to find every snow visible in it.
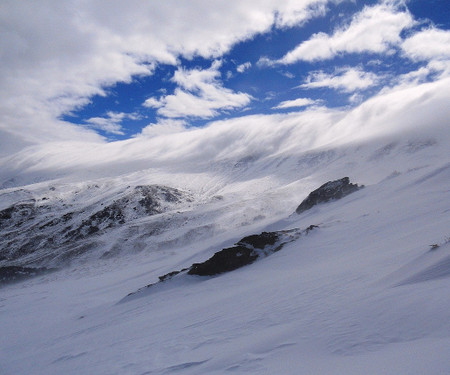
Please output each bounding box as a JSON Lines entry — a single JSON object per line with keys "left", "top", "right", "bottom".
{"left": 0, "top": 80, "right": 450, "bottom": 373}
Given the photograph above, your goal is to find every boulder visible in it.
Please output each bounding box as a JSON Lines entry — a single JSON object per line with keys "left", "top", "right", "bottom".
{"left": 188, "top": 245, "right": 258, "bottom": 276}
{"left": 237, "top": 231, "right": 279, "bottom": 249}
{"left": 296, "top": 177, "right": 362, "bottom": 214}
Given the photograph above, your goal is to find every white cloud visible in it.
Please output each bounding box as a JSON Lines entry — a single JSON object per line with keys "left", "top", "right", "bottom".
{"left": 236, "top": 62, "right": 252, "bottom": 73}
{"left": 402, "top": 28, "right": 450, "bottom": 62}
{"left": 143, "top": 98, "right": 163, "bottom": 109}
{"left": 388, "top": 28, "right": 450, "bottom": 87}
{"left": 84, "top": 111, "right": 142, "bottom": 135}
{"left": 274, "top": 0, "right": 330, "bottom": 28}
{"left": 280, "top": 71, "right": 295, "bottom": 79}
{"left": 427, "top": 60, "right": 450, "bottom": 78}
{"left": 390, "top": 60, "right": 450, "bottom": 89}
{"left": 393, "top": 66, "right": 433, "bottom": 87}
{"left": 4, "top": 74, "right": 449, "bottom": 188}
{"left": 274, "top": 1, "right": 414, "bottom": 64}
{"left": 256, "top": 57, "right": 275, "bottom": 67}
{"left": 348, "top": 93, "right": 363, "bottom": 104}
{"left": 273, "top": 98, "right": 320, "bottom": 109}
{"left": 299, "top": 67, "right": 378, "bottom": 92}
{"left": 0, "top": 0, "right": 336, "bottom": 156}
{"left": 264, "top": 91, "right": 277, "bottom": 101}
{"left": 139, "top": 119, "right": 188, "bottom": 137}
{"left": 143, "top": 61, "right": 252, "bottom": 118}
{"left": 330, "top": 75, "right": 450, "bottom": 142}
{"left": 85, "top": 118, "right": 124, "bottom": 136}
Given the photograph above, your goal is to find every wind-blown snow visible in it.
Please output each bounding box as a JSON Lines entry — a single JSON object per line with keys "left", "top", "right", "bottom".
{"left": 1, "top": 76, "right": 449, "bottom": 188}
{"left": 0, "top": 78, "right": 449, "bottom": 374}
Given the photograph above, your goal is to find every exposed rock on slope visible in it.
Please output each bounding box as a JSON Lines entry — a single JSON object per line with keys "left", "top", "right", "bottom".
{"left": 296, "top": 177, "right": 362, "bottom": 214}
{"left": 61, "top": 185, "right": 189, "bottom": 242}
{"left": 188, "top": 231, "right": 283, "bottom": 276}
{"left": 123, "top": 225, "right": 318, "bottom": 300}
{"left": 0, "top": 185, "right": 193, "bottom": 267}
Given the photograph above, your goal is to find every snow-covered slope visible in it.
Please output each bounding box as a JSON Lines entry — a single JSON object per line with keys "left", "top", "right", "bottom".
{"left": 0, "top": 80, "right": 449, "bottom": 374}
{"left": 0, "top": 183, "right": 195, "bottom": 268}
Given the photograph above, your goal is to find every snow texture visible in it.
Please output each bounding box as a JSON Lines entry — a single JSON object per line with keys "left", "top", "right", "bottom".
{"left": 0, "top": 91, "right": 449, "bottom": 374}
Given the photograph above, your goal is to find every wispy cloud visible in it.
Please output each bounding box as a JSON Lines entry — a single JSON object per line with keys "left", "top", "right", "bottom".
{"left": 391, "top": 28, "right": 450, "bottom": 86}
{"left": 236, "top": 62, "right": 252, "bottom": 73}
{"left": 85, "top": 112, "right": 142, "bottom": 135}
{"left": 143, "top": 61, "right": 252, "bottom": 118}
{"left": 280, "top": 71, "right": 295, "bottom": 79}
{"left": 273, "top": 98, "right": 320, "bottom": 109}
{"left": 267, "top": 2, "right": 414, "bottom": 64}
{"left": 299, "top": 67, "right": 378, "bottom": 93}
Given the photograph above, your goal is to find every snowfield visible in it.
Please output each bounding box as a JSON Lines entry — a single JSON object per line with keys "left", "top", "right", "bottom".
{"left": 1, "top": 79, "right": 450, "bottom": 374}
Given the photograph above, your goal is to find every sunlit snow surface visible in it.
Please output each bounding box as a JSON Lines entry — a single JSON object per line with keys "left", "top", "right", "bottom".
{"left": 1, "top": 80, "right": 450, "bottom": 374}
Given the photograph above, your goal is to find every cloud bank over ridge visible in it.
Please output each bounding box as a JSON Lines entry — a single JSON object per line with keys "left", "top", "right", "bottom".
{"left": 0, "top": 0, "right": 448, "bottom": 167}
{"left": 2, "top": 73, "right": 449, "bottom": 188}
{"left": 0, "top": 0, "right": 340, "bottom": 155}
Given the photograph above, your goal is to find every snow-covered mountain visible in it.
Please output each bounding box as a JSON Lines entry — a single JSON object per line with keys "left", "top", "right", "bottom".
{"left": 0, "top": 80, "right": 449, "bottom": 374}
{"left": 0, "top": 183, "right": 194, "bottom": 269}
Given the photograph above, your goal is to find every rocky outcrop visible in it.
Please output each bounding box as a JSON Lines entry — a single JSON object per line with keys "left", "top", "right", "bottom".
{"left": 188, "top": 231, "right": 284, "bottom": 276}
{"left": 188, "top": 245, "right": 259, "bottom": 276}
{"left": 123, "top": 225, "right": 318, "bottom": 300}
{"left": 237, "top": 231, "right": 280, "bottom": 250}
{"left": 63, "top": 185, "right": 191, "bottom": 242}
{"left": 296, "top": 177, "right": 362, "bottom": 214}
{"left": 0, "top": 184, "right": 193, "bottom": 268}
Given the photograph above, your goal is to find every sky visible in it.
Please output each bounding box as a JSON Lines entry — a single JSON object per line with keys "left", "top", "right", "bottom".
{"left": 0, "top": 0, "right": 449, "bottom": 157}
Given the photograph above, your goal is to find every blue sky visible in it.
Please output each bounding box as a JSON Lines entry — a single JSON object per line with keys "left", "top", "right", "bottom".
{"left": 0, "top": 0, "right": 449, "bottom": 153}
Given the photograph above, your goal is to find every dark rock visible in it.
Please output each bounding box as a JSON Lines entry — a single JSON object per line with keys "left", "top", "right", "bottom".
{"left": 122, "top": 225, "right": 319, "bottom": 301}
{"left": 0, "top": 184, "right": 192, "bottom": 267}
{"left": 39, "top": 212, "right": 73, "bottom": 230}
{"left": 188, "top": 245, "right": 258, "bottom": 276}
{"left": 0, "top": 201, "right": 36, "bottom": 228}
{"left": 159, "top": 270, "right": 182, "bottom": 282}
{"left": 135, "top": 185, "right": 189, "bottom": 213}
{"left": 306, "top": 224, "right": 319, "bottom": 233}
{"left": 237, "top": 231, "right": 279, "bottom": 249}
{"left": 0, "top": 266, "right": 55, "bottom": 285}
{"left": 296, "top": 177, "right": 362, "bottom": 214}
{"left": 158, "top": 268, "right": 189, "bottom": 282}
{"left": 187, "top": 227, "right": 314, "bottom": 276}
{"left": 0, "top": 206, "right": 15, "bottom": 221}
